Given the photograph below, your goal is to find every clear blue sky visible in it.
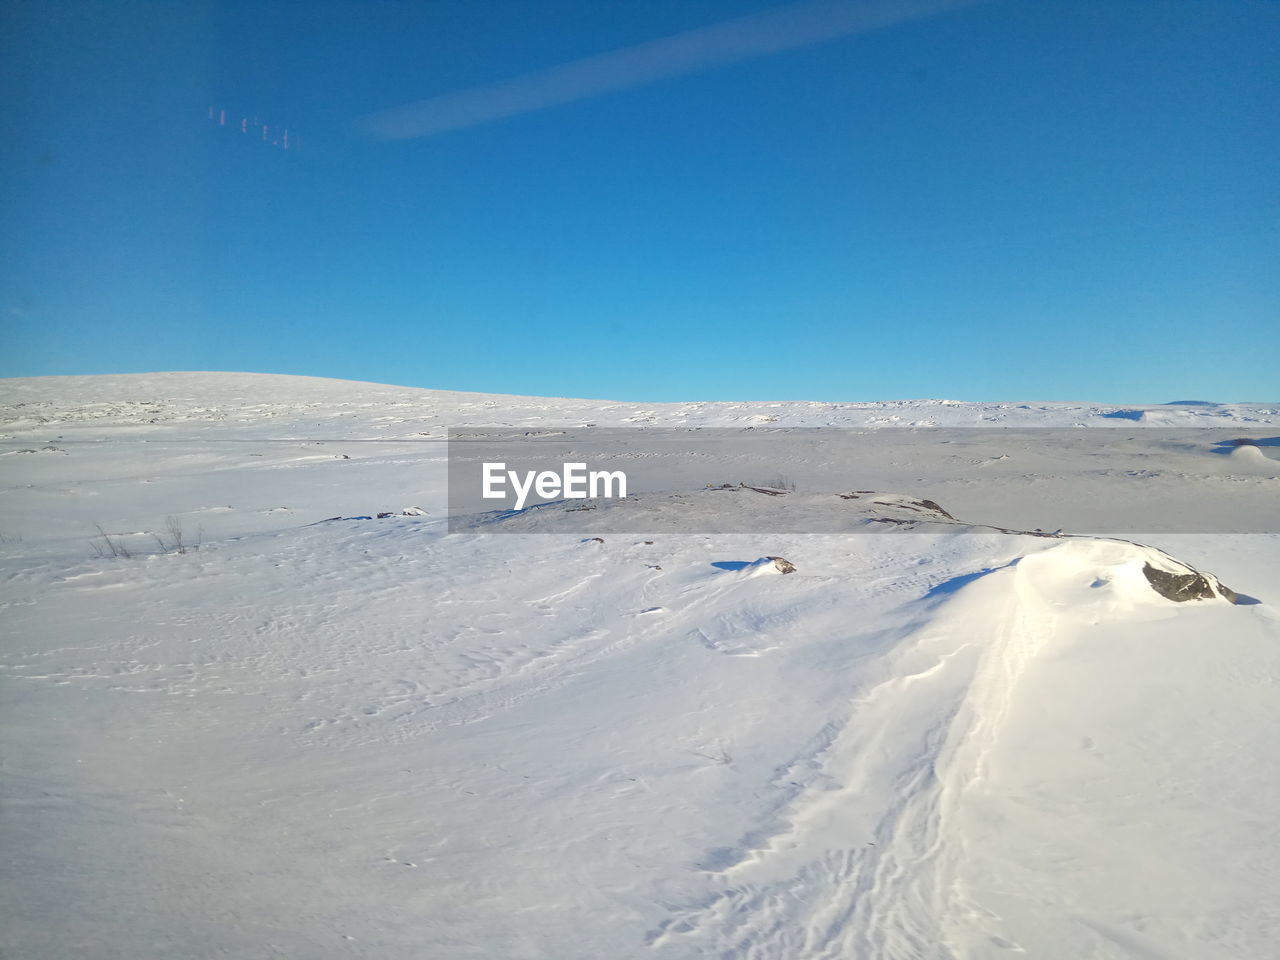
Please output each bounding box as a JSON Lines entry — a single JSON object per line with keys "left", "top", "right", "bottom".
{"left": 2, "top": 0, "right": 1276, "bottom": 402}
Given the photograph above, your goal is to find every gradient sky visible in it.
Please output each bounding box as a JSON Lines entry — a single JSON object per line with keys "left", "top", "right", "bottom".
{"left": 2, "top": 0, "right": 1276, "bottom": 402}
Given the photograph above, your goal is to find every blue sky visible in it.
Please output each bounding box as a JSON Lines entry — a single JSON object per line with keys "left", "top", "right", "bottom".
{"left": 2, "top": 0, "right": 1276, "bottom": 401}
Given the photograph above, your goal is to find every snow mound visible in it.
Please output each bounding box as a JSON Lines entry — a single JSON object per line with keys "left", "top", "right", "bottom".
{"left": 1231, "top": 441, "right": 1270, "bottom": 461}
{"left": 1017, "top": 538, "right": 1238, "bottom": 608}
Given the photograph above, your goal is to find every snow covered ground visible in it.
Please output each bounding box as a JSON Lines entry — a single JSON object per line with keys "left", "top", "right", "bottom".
{"left": 1, "top": 373, "right": 1278, "bottom": 959}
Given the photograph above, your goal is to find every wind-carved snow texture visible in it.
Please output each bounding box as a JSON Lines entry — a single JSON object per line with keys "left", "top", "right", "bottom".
{"left": 1, "top": 373, "right": 1278, "bottom": 960}
{"left": 651, "top": 554, "right": 1054, "bottom": 959}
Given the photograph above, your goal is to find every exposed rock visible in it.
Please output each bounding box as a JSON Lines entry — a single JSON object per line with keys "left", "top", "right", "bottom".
{"left": 864, "top": 495, "right": 955, "bottom": 522}
{"left": 740, "top": 484, "right": 788, "bottom": 496}
{"left": 1142, "top": 562, "right": 1238, "bottom": 604}
{"left": 916, "top": 499, "right": 955, "bottom": 520}
{"left": 766, "top": 556, "right": 796, "bottom": 574}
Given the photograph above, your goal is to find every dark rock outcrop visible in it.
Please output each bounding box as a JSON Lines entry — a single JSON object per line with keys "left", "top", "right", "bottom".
{"left": 916, "top": 499, "right": 955, "bottom": 520}
{"left": 1142, "top": 562, "right": 1238, "bottom": 604}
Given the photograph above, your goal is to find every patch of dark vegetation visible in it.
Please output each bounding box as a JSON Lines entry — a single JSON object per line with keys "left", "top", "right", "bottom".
{"left": 91, "top": 524, "right": 131, "bottom": 559}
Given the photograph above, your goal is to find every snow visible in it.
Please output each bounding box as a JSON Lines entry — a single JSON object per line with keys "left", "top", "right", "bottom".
{"left": 1, "top": 372, "right": 1278, "bottom": 959}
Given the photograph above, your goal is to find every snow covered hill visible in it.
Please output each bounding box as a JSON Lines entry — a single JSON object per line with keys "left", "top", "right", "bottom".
{"left": 1, "top": 373, "right": 1278, "bottom": 959}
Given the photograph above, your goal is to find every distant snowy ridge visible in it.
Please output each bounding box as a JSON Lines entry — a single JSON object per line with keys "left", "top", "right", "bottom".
{"left": 2, "top": 371, "right": 1276, "bottom": 439}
